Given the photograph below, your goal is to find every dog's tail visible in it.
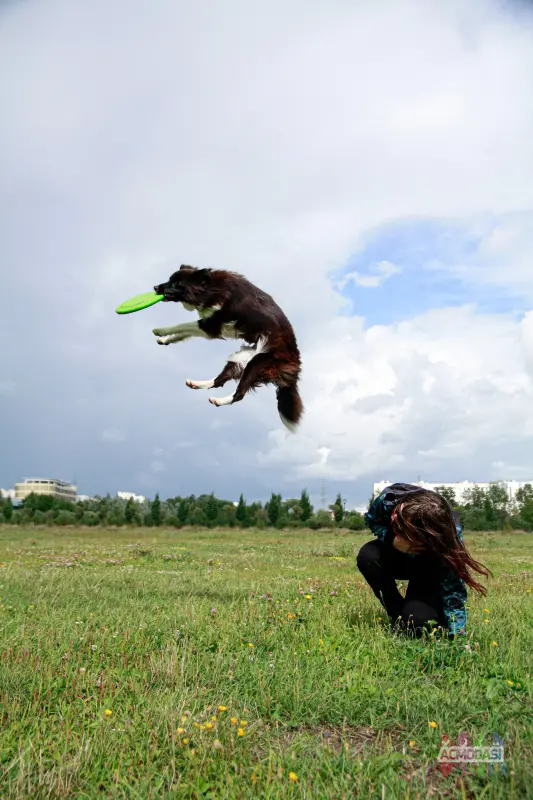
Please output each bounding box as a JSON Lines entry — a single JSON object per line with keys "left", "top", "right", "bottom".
{"left": 276, "top": 383, "right": 304, "bottom": 433}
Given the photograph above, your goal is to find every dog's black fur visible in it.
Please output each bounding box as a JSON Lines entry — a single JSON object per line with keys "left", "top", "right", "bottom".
{"left": 153, "top": 266, "right": 303, "bottom": 430}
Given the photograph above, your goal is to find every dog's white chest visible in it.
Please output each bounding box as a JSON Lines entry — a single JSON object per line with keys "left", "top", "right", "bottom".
{"left": 182, "top": 303, "right": 221, "bottom": 319}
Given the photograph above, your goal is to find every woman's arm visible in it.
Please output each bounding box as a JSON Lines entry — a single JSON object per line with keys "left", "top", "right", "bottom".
{"left": 364, "top": 483, "right": 421, "bottom": 546}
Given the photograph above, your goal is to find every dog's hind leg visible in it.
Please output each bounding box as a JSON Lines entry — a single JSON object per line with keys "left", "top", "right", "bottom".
{"left": 186, "top": 358, "right": 242, "bottom": 391}
{"left": 208, "top": 353, "right": 274, "bottom": 407}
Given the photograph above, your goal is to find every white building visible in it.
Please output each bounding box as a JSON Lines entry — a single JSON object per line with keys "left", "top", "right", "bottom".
{"left": 117, "top": 491, "right": 146, "bottom": 503}
{"left": 0, "top": 488, "right": 15, "bottom": 500}
{"left": 14, "top": 478, "right": 77, "bottom": 502}
{"left": 372, "top": 480, "right": 533, "bottom": 504}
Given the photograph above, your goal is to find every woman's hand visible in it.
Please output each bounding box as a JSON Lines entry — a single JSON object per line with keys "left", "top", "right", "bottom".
{"left": 392, "top": 535, "right": 426, "bottom": 555}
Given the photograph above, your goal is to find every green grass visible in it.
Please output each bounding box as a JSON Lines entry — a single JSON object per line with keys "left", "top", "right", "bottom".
{"left": 0, "top": 526, "right": 532, "bottom": 799}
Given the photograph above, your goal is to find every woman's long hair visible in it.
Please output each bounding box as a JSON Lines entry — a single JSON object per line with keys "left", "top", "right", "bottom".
{"left": 393, "top": 490, "right": 492, "bottom": 595}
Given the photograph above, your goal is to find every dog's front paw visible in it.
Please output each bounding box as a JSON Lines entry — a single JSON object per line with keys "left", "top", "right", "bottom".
{"left": 156, "top": 336, "right": 171, "bottom": 345}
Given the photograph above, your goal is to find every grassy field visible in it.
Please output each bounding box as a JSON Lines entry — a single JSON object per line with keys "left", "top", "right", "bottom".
{"left": 0, "top": 526, "right": 531, "bottom": 799}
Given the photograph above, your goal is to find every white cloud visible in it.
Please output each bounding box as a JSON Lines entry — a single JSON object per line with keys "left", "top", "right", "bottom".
{"left": 259, "top": 305, "right": 533, "bottom": 480}
{"left": 342, "top": 261, "right": 401, "bottom": 289}
{"left": 1, "top": 0, "right": 533, "bottom": 497}
{"left": 101, "top": 428, "right": 127, "bottom": 443}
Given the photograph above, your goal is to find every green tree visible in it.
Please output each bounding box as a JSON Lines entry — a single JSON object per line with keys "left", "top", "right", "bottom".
{"left": 516, "top": 484, "right": 533, "bottom": 507}
{"left": 463, "top": 486, "right": 486, "bottom": 510}
{"left": 330, "top": 493, "right": 344, "bottom": 524}
{"left": 309, "top": 510, "right": 335, "bottom": 529}
{"left": 82, "top": 511, "right": 99, "bottom": 526}
{"left": 189, "top": 506, "right": 208, "bottom": 526}
{"left": 33, "top": 510, "right": 47, "bottom": 525}
{"left": 98, "top": 494, "right": 111, "bottom": 525}
{"left": 56, "top": 510, "right": 76, "bottom": 526}
{"left": 266, "top": 493, "right": 282, "bottom": 527}
{"left": 521, "top": 501, "right": 533, "bottom": 530}
{"left": 178, "top": 499, "right": 189, "bottom": 525}
{"left": 3, "top": 497, "right": 13, "bottom": 522}
{"left": 151, "top": 494, "right": 162, "bottom": 526}
{"left": 125, "top": 497, "right": 137, "bottom": 525}
{"left": 236, "top": 494, "right": 248, "bottom": 527}
{"left": 345, "top": 510, "right": 365, "bottom": 530}
{"left": 249, "top": 505, "right": 267, "bottom": 528}
{"left": 205, "top": 493, "right": 219, "bottom": 525}
{"left": 435, "top": 486, "right": 457, "bottom": 507}
{"left": 108, "top": 504, "right": 125, "bottom": 526}
{"left": 300, "top": 489, "right": 313, "bottom": 523}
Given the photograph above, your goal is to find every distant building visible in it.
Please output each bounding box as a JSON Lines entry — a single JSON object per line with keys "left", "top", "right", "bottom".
{"left": 372, "top": 479, "right": 533, "bottom": 504}
{"left": 0, "top": 488, "right": 15, "bottom": 500}
{"left": 117, "top": 491, "right": 146, "bottom": 503}
{"left": 14, "top": 478, "right": 77, "bottom": 502}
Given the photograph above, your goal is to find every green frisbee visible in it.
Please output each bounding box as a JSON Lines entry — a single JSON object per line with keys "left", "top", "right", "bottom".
{"left": 116, "top": 291, "right": 164, "bottom": 315}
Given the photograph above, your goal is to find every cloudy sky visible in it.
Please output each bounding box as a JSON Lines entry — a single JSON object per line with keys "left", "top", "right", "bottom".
{"left": 1, "top": 0, "right": 533, "bottom": 509}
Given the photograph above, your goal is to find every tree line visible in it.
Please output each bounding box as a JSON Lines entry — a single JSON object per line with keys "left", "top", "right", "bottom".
{"left": 0, "top": 490, "right": 365, "bottom": 530}
{"left": 0, "top": 483, "right": 532, "bottom": 531}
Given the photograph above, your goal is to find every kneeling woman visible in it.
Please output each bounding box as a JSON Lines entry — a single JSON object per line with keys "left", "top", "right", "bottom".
{"left": 357, "top": 483, "right": 491, "bottom": 638}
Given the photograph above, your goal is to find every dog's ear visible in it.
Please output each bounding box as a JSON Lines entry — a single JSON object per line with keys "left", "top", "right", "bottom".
{"left": 191, "top": 268, "right": 212, "bottom": 285}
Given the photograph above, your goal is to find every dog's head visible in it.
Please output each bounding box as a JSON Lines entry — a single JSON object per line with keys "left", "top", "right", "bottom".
{"left": 154, "top": 265, "right": 213, "bottom": 305}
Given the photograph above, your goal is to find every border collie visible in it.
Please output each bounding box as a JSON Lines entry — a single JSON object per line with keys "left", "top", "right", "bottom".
{"left": 153, "top": 266, "right": 303, "bottom": 431}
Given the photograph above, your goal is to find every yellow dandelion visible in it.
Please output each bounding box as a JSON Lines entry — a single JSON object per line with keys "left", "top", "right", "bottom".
{"left": 378, "top": 617, "right": 382, "bottom": 621}
{"left": 240, "top": 720, "right": 248, "bottom": 727}
{"left": 429, "top": 721, "right": 437, "bottom": 729}
{"left": 409, "top": 740, "right": 416, "bottom": 748}
{"left": 288, "top": 771, "right": 298, "bottom": 783}
{"left": 177, "top": 727, "right": 185, "bottom": 734}
{"left": 211, "top": 715, "right": 217, "bottom": 721}
{"left": 105, "top": 709, "right": 112, "bottom": 717}
{"left": 484, "top": 619, "right": 489, "bottom": 623}
{"left": 231, "top": 717, "right": 238, "bottom": 725}
{"left": 248, "top": 642, "right": 254, "bottom": 648}
{"left": 484, "top": 608, "right": 489, "bottom": 613}
{"left": 237, "top": 727, "right": 245, "bottom": 737}
{"left": 492, "top": 641, "right": 498, "bottom": 647}
{"left": 507, "top": 680, "right": 514, "bottom": 686}
{"left": 181, "top": 715, "right": 188, "bottom": 723}
{"left": 182, "top": 738, "right": 188, "bottom": 745}
{"left": 217, "top": 705, "right": 227, "bottom": 712}
{"left": 304, "top": 594, "right": 312, "bottom": 600}
{"left": 205, "top": 722, "right": 214, "bottom": 730}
